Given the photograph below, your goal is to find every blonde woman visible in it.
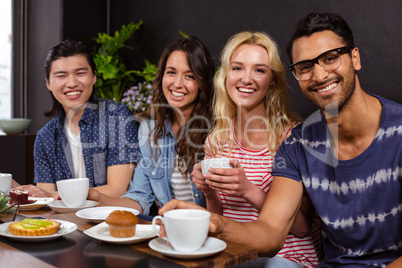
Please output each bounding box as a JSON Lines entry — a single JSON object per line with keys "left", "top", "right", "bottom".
{"left": 192, "top": 31, "right": 321, "bottom": 267}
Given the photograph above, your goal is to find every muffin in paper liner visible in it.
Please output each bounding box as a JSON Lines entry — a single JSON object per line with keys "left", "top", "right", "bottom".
{"left": 105, "top": 210, "right": 139, "bottom": 238}
{"left": 108, "top": 224, "right": 137, "bottom": 238}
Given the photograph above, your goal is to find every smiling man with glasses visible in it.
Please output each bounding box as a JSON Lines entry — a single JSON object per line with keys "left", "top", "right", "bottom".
{"left": 274, "top": 12, "right": 402, "bottom": 267}
{"left": 158, "top": 13, "right": 402, "bottom": 268}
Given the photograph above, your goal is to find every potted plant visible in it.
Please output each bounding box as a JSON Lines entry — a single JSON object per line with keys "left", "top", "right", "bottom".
{"left": 92, "top": 21, "right": 158, "bottom": 114}
{"left": 92, "top": 21, "right": 143, "bottom": 101}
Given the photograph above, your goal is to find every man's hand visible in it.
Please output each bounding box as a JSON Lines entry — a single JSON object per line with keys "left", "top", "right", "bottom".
{"left": 87, "top": 188, "right": 103, "bottom": 203}
{"left": 158, "top": 199, "right": 225, "bottom": 235}
{"left": 14, "top": 184, "right": 60, "bottom": 199}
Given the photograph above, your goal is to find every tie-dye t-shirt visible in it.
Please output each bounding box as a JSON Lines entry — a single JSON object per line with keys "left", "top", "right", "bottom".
{"left": 272, "top": 95, "right": 402, "bottom": 267}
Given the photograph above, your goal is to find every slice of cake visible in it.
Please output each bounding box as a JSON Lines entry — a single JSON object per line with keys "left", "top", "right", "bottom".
{"left": 9, "top": 189, "right": 30, "bottom": 204}
{"left": 8, "top": 218, "right": 60, "bottom": 236}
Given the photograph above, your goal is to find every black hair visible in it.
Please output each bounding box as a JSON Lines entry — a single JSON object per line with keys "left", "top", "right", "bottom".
{"left": 44, "top": 39, "right": 97, "bottom": 117}
{"left": 286, "top": 13, "right": 355, "bottom": 64}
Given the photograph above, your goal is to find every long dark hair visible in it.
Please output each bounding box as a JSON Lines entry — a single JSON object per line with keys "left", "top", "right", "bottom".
{"left": 143, "top": 36, "right": 215, "bottom": 176}
{"left": 44, "top": 39, "right": 97, "bottom": 117}
{"left": 286, "top": 13, "right": 355, "bottom": 64}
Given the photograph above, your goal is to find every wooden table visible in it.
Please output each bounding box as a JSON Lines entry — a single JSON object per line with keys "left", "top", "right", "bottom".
{"left": 0, "top": 207, "right": 257, "bottom": 268}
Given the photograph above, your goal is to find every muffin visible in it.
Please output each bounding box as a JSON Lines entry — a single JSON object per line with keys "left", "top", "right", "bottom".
{"left": 9, "top": 218, "right": 60, "bottom": 236}
{"left": 105, "top": 210, "right": 139, "bottom": 238}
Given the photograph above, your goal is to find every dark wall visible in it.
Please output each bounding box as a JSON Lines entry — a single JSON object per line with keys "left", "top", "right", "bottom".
{"left": 110, "top": 0, "right": 402, "bottom": 119}
{"left": 22, "top": 0, "right": 402, "bottom": 133}
{"left": 25, "top": 0, "right": 62, "bottom": 133}
{"left": 19, "top": 0, "right": 107, "bottom": 133}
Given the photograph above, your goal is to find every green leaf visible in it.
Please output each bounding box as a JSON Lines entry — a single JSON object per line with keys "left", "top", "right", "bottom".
{"left": 178, "top": 30, "right": 188, "bottom": 38}
{"left": 92, "top": 21, "right": 144, "bottom": 100}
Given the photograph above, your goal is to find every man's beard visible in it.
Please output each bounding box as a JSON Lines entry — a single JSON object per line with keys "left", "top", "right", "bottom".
{"left": 307, "top": 72, "right": 356, "bottom": 118}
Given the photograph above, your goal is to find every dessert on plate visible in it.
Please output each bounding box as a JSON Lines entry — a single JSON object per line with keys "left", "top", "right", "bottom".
{"left": 105, "top": 210, "right": 139, "bottom": 238}
{"left": 8, "top": 218, "right": 60, "bottom": 236}
{"left": 9, "top": 189, "right": 35, "bottom": 205}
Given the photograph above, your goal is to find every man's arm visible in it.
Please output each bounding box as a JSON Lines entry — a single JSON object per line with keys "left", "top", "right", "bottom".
{"left": 35, "top": 182, "right": 59, "bottom": 199}
{"left": 387, "top": 256, "right": 402, "bottom": 267}
{"left": 289, "top": 189, "right": 315, "bottom": 237}
{"left": 15, "top": 183, "right": 59, "bottom": 199}
{"left": 21, "top": 164, "right": 134, "bottom": 199}
{"left": 11, "top": 179, "right": 20, "bottom": 188}
{"left": 94, "top": 163, "right": 135, "bottom": 198}
{"left": 160, "top": 176, "right": 303, "bottom": 255}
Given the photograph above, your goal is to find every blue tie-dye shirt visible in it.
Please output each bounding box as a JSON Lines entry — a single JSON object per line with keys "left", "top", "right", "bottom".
{"left": 272, "top": 95, "right": 402, "bottom": 267}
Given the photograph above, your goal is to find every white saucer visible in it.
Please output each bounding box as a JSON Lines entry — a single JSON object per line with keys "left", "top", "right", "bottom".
{"left": 76, "top": 206, "right": 139, "bottom": 223}
{"left": 148, "top": 237, "right": 227, "bottom": 259}
{"left": 0, "top": 220, "right": 77, "bottom": 242}
{"left": 48, "top": 200, "right": 98, "bottom": 213}
{"left": 84, "top": 223, "right": 157, "bottom": 244}
{"left": 19, "top": 197, "right": 54, "bottom": 211}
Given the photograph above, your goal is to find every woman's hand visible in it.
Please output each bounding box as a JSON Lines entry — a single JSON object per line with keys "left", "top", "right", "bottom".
{"left": 192, "top": 162, "right": 215, "bottom": 195}
{"left": 205, "top": 159, "right": 253, "bottom": 197}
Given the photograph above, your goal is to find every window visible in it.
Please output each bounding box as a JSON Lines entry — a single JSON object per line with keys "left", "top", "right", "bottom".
{"left": 0, "top": 0, "right": 12, "bottom": 124}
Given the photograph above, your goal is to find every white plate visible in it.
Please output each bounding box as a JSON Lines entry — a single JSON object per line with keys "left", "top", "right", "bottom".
{"left": 148, "top": 237, "right": 227, "bottom": 259}
{"left": 84, "top": 222, "right": 157, "bottom": 244}
{"left": 76, "top": 206, "right": 139, "bottom": 223}
{"left": 0, "top": 219, "right": 77, "bottom": 242}
{"left": 18, "top": 197, "right": 55, "bottom": 211}
{"left": 48, "top": 200, "right": 98, "bottom": 213}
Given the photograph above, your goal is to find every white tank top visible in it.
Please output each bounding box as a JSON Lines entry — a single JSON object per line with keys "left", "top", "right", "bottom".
{"left": 64, "top": 122, "right": 86, "bottom": 178}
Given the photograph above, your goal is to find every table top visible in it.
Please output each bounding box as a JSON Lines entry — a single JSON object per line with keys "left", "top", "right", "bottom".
{"left": 0, "top": 207, "right": 257, "bottom": 268}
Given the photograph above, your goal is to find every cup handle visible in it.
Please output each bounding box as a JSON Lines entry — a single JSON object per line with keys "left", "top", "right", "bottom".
{"left": 152, "top": 215, "right": 169, "bottom": 242}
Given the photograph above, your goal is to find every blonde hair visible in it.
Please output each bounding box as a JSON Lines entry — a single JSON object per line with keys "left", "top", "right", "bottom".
{"left": 209, "top": 31, "right": 297, "bottom": 156}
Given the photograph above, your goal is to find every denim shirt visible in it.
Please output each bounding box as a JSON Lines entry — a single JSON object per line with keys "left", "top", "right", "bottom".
{"left": 34, "top": 98, "right": 139, "bottom": 187}
{"left": 122, "top": 120, "right": 206, "bottom": 215}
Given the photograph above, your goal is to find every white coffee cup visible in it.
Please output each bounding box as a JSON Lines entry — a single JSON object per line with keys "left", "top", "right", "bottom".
{"left": 152, "top": 209, "right": 211, "bottom": 253}
{"left": 201, "top": 157, "right": 233, "bottom": 175}
{"left": 0, "top": 173, "right": 12, "bottom": 194}
{"left": 56, "top": 178, "right": 89, "bottom": 207}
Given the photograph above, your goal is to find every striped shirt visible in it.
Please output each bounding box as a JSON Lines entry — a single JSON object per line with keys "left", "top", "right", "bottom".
{"left": 170, "top": 156, "right": 196, "bottom": 203}
{"left": 205, "top": 121, "right": 321, "bottom": 267}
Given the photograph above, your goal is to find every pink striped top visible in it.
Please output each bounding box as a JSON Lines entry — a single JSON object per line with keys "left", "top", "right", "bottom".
{"left": 204, "top": 121, "right": 322, "bottom": 267}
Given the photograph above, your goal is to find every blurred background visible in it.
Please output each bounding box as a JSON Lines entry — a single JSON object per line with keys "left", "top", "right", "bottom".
{"left": 4, "top": 0, "right": 402, "bottom": 133}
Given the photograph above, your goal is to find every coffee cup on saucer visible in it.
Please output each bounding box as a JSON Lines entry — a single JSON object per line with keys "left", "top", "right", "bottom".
{"left": 56, "top": 178, "right": 89, "bottom": 207}
{"left": 0, "top": 173, "right": 12, "bottom": 194}
{"left": 152, "top": 209, "right": 210, "bottom": 253}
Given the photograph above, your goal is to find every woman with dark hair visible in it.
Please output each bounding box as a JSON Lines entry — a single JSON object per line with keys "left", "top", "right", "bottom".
{"left": 89, "top": 36, "right": 215, "bottom": 215}
{"left": 15, "top": 40, "right": 138, "bottom": 200}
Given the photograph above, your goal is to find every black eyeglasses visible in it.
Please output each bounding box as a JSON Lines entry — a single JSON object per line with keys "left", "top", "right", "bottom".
{"left": 288, "top": 46, "right": 352, "bottom": 81}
